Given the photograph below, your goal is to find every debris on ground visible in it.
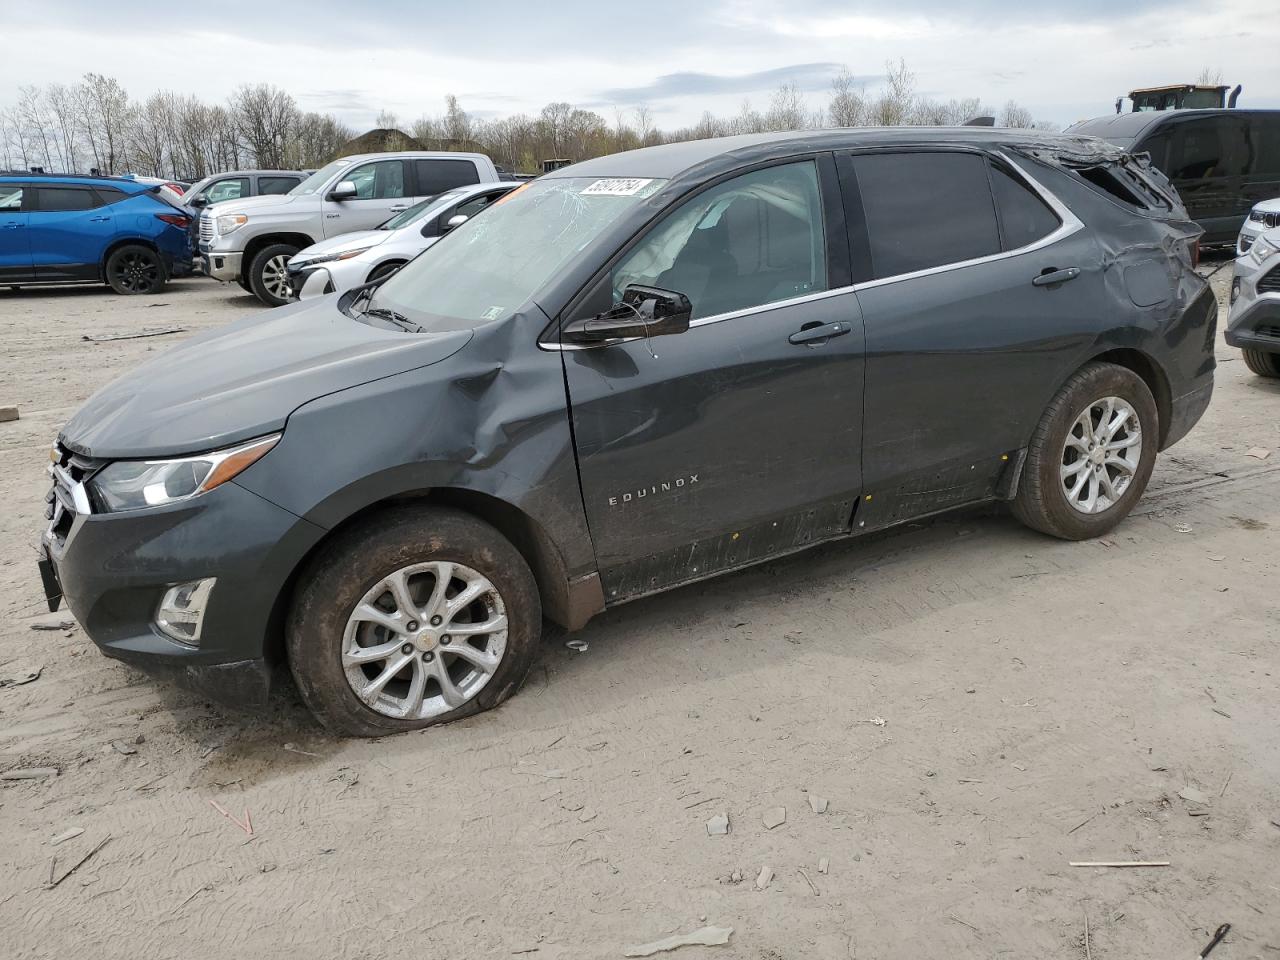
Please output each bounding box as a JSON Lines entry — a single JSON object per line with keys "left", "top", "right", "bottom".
{"left": 857, "top": 716, "right": 888, "bottom": 726}
{"left": 1178, "top": 786, "right": 1210, "bottom": 805}
{"left": 818, "top": 857, "right": 829, "bottom": 874}
{"left": 208, "top": 799, "right": 254, "bottom": 836}
{"left": 0, "top": 661, "right": 43, "bottom": 687}
{"left": 1245, "top": 447, "right": 1271, "bottom": 460}
{"left": 282, "top": 743, "right": 320, "bottom": 757}
{"left": 808, "top": 794, "right": 828, "bottom": 814}
{"left": 1, "top": 767, "right": 59, "bottom": 781}
{"left": 47, "top": 835, "right": 111, "bottom": 889}
{"left": 762, "top": 807, "right": 786, "bottom": 829}
{"left": 82, "top": 328, "right": 185, "bottom": 343}
{"left": 29, "top": 617, "right": 75, "bottom": 631}
{"left": 798, "top": 868, "right": 820, "bottom": 896}
{"left": 565, "top": 639, "right": 589, "bottom": 653}
{"left": 623, "top": 925, "right": 733, "bottom": 956}
{"left": 111, "top": 740, "right": 137, "bottom": 756}
{"left": 0, "top": 405, "right": 18, "bottom": 423}
{"left": 1175, "top": 522, "right": 1193, "bottom": 533}
{"left": 50, "top": 828, "right": 84, "bottom": 846}
{"left": 1068, "top": 860, "right": 1170, "bottom": 868}
{"left": 705, "top": 813, "right": 729, "bottom": 836}
{"left": 1198, "top": 923, "right": 1230, "bottom": 959}
{"left": 755, "top": 866, "right": 774, "bottom": 890}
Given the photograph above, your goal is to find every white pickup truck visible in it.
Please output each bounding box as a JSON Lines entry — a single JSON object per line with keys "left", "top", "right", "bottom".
{"left": 197, "top": 151, "right": 503, "bottom": 305}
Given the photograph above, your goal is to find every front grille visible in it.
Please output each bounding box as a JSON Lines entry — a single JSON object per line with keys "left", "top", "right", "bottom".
{"left": 1258, "top": 265, "right": 1280, "bottom": 294}
{"left": 1257, "top": 325, "right": 1280, "bottom": 340}
{"left": 45, "top": 445, "right": 105, "bottom": 546}
{"left": 198, "top": 211, "right": 214, "bottom": 243}
{"left": 1249, "top": 209, "right": 1280, "bottom": 229}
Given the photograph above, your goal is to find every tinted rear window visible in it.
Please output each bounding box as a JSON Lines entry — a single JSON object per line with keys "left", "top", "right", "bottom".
{"left": 991, "top": 164, "right": 1060, "bottom": 248}
{"left": 93, "top": 186, "right": 127, "bottom": 206}
{"left": 37, "top": 186, "right": 98, "bottom": 211}
{"left": 853, "top": 151, "right": 1001, "bottom": 279}
{"left": 415, "top": 159, "right": 481, "bottom": 195}
{"left": 258, "top": 175, "right": 300, "bottom": 195}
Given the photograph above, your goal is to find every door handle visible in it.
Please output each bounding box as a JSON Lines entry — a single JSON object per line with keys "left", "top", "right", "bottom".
{"left": 1032, "top": 267, "right": 1080, "bottom": 286}
{"left": 389, "top": 205, "right": 408, "bottom": 212}
{"left": 788, "top": 320, "right": 851, "bottom": 345}
{"left": 2, "top": 223, "right": 22, "bottom": 229}
{"left": 88, "top": 216, "right": 110, "bottom": 222}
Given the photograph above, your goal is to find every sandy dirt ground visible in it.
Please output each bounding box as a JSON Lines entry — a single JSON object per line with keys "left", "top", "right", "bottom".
{"left": 0, "top": 268, "right": 1277, "bottom": 960}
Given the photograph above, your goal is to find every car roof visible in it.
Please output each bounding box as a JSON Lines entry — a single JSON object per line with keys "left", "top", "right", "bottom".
{"left": 334, "top": 151, "right": 492, "bottom": 164}
{"left": 542, "top": 127, "right": 1119, "bottom": 181}
{"left": 0, "top": 173, "right": 147, "bottom": 192}
{"left": 1067, "top": 108, "right": 1280, "bottom": 141}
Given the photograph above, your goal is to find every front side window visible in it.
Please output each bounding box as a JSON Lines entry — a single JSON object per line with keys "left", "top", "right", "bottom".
{"left": 853, "top": 151, "right": 1001, "bottom": 279}
{"left": 371, "top": 176, "right": 666, "bottom": 331}
{"left": 610, "top": 161, "right": 827, "bottom": 320}
{"left": 290, "top": 159, "right": 351, "bottom": 196}
{"left": 454, "top": 191, "right": 502, "bottom": 219}
{"left": 990, "top": 164, "right": 1060, "bottom": 249}
{"left": 0, "top": 184, "right": 24, "bottom": 210}
{"left": 343, "top": 160, "right": 406, "bottom": 200}
{"left": 36, "top": 187, "right": 98, "bottom": 212}
{"left": 204, "top": 178, "right": 249, "bottom": 203}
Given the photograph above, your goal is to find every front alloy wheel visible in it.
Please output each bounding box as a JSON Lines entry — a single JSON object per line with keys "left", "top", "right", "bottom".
{"left": 288, "top": 506, "right": 541, "bottom": 737}
{"left": 342, "top": 561, "right": 508, "bottom": 721}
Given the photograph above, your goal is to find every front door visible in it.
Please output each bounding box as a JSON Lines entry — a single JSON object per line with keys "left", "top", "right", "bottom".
{"left": 0, "top": 183, "right": 33, "bottom": 283}
{"left": 322, "top": 159, "right": 410, "bottom": 237}
{"left": 561, "top": 158, "right": 865, "bottom": 602}
{"left": 843, "top": 148, "right": 1108, "bottom": 528}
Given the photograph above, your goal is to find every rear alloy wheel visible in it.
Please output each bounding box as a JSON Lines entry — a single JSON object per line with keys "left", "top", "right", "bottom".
{"left": 288, "top": 506, "right": 541, "bottom": 737}
{"left": 1013, "top": 362, "right": 1158, "bottom": 540}
{"left": 247, "top": 243, "right": 299, "bottom": 307}
{"left": 1242, "top": 348, "right": 1280, "bottom": 378}
{"left": 105, "top": 245, "right": 166, "bottom": 295}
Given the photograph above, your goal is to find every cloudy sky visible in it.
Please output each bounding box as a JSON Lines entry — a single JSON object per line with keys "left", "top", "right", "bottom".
{"left": 3, "top": 0, "right": 1277, "bottom": 130}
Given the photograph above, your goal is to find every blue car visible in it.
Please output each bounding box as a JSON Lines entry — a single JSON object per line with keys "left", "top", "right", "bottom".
{"left": 0, "top": 174, "right": 193, "bottom": 294}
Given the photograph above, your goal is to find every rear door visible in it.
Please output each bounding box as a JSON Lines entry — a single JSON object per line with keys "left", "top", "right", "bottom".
{"left": 257, "top": 174, "right": 302, "bottom": 196}
{"left": 561, "top": 156, "right": 866, "bottom": 601}
{"left": 321, "top": 159, "right": 409, "bottom": 236}
{"left": 28, "top": 185, "right": 111, "bottom": 281}
{"left": 0, "top": 183, "right": 32, "bottom": 282}
{"left": 411, "top": 158, "right": 481, "bottom": 203}
{"left": 846, "top": 148, "right": 1107, "bottom": 529}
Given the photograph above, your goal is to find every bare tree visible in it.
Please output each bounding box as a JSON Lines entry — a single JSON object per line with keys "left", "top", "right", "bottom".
{"left": 443, "top": 95, "right": 472, "bottom": 145}
{"left": 229, "top": 83, "right": 298, "bottom": 168}
{"left": 998, "top": 100, "right": 1035, "bottom": 129}
{"left": 375, "top": 109, "right": 399, "bottom": 130}
{"left": 765, "top": 82, "right": 808, "bottom": 131}
{"left": 78, "top": 73, "right": 133, "bottom": 174}
{"left": 1196, "top": 67, "right": 1224, "bottom": 86}
{"left": 634, "top": 104, "right": 656, "bottom": 146}
{"left": 828, "top": 70, "right": 866, "bottom": 127}
{"left": 539, "top": 101, "right": 572, "bottom": 156}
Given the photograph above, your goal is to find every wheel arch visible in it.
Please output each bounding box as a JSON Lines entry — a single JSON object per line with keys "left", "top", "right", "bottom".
{"left": 263, "top": 486, "right": 593, "bottom": 666}
{"left": 243, "top": 232, "right": 316, "bottom": 268}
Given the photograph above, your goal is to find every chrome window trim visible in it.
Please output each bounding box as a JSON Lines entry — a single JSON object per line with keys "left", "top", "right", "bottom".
{"left": 541, "top": 150, "right": 1080, "bottom": 351}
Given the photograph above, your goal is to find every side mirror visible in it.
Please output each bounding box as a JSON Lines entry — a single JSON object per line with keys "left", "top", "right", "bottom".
{"left": 562, "top": 284, "right": 692, "bottom": 344}
{"left": 190, "top": 195, "right": 208, "bottom": 207}
{"left": 443, "top": 213, "right": 469, "bottom": 231}
{"left": 328, "top": 180, "right": 358, "bottom": 201}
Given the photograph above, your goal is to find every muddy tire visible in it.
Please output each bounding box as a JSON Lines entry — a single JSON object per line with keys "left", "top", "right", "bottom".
{"left": 366, "top": 261, "right": 405, "bottom": 284}
{"left": 1012, "top": 362, "right": 1158, "bottom": 540}
{"left": 287, "top": 506, "right": 541, "bottom": 737}
{"left": 1242, "top": 348, "right": 1280, "bottom": 378}
{"left": 247, "top": 243, "right": 298, "bottom": 307}
{"left": 105, "top": 244, "right": 166, "bottom": 295}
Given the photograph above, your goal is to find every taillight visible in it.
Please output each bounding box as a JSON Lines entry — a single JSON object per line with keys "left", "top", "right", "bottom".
{"left": 1190, "top": 238, "right": 1200, "bottom": 268}
{"left": 156, "top": 213, "right": 191, "bottom": 228}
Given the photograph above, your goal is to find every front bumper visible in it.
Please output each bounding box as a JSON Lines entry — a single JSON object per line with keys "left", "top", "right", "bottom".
{"left": 40, "top": 477, "right": 325, "bottom": 708}
{"left": 198, "top": 246, "right": 243, "bottom": 283}
{"left": 1225, "top": 257, "right": 1280, "bottom": 352}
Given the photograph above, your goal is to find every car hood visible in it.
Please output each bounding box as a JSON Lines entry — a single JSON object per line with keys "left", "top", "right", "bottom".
{"left": 295, "top": 230, "right": 387, "bottom": 261}
{"left": 60, "top": 298, "right": 473, "bottom": 460}
{"left": 207, "top": 192, "right": 297, "bottom": 216}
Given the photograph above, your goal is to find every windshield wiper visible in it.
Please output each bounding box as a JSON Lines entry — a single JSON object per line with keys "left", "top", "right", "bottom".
{"left": 364, "top": 305, "right": 424, "bottom": 333}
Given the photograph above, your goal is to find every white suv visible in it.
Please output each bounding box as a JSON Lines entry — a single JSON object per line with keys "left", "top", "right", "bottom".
{"left": 1237, "top": 197, "right": 1280, "bottom": 256}
{"left": 1226, "top": 226, "right": 1280, "bottom": 377}
{"left": 197, "top": 151, "right": 503, "bottom": 306}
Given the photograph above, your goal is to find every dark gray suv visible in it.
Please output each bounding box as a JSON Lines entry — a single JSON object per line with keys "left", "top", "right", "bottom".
{"left": 39, "top": 129, "right": 1216, "bottom": 736}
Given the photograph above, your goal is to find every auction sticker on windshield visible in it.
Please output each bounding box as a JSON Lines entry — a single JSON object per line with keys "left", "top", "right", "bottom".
{"left": 581, "top": 178, "right": 654, "bottom": 196}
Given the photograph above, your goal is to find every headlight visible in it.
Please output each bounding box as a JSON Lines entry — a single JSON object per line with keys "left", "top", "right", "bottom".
{"left": 89, "top": 435, "right": 279, "bottom": 513}
{"left": 302, "top": 246, "right": 374, "bottom": 266}
{"left": 216, "top": 213, "right": 248, "bottom": 236}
